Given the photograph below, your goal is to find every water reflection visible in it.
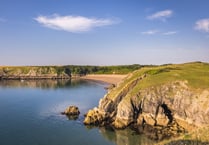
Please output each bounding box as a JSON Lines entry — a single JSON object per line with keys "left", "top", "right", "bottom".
{"left": 0, "top": 79, "right": 87, "bottom": 89}
{"left": 0, "top": 79, "right": 154, "bottom": 145}
{"left": 99, "top": 127, "right": 155, "bottom": 145}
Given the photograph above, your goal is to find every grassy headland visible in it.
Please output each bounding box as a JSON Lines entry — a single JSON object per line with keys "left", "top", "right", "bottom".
{"left": 0, "top": 64, "right": 142, "bottom": 80}
{"left": 83, "top": 62, "right": 209, "bottom": 143}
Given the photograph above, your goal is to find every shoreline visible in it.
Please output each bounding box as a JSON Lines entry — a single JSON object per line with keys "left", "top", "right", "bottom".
{"left": 80, "top": 74, "right": 127, "bottom": 85}
{"left": 0, "top": 74, "right": 127, "bottom": 86}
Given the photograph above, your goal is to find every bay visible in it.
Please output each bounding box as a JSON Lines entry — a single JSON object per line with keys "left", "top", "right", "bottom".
{"left": 0, "top": 80, "right": 153, "bottom": 145}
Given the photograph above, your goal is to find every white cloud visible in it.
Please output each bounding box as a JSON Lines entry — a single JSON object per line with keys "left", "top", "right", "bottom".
{"left": 147, "top": 10, "right": 173, "bottom": 21}
{"left": 141, "top": 30, "right": 178, "bottom": 36}
{"left": 141, "top": 30, "right": 159, "bottom": 35}
{"left": 34, "top": 14, "right": 118, "bottom": 33}
{"left": 163, "top": 31, "right": 177, "bottom": 35}
{"left": 195, "top": 18, "right": 209, "bottom": 33}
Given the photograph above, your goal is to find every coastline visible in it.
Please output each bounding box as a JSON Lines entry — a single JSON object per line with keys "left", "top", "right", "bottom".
{"left": 80, "top": 74, "right": 127, "bottom": 85}
{"left": 0, "top": 74, "right": 127, "bottom": 85}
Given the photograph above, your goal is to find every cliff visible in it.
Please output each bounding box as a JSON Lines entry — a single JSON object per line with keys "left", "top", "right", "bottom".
{"left": 0, "top": 65, "right": 141, "bottom": 80}
{"left": 84, "top": 62, "right": 209, "bottom": 142}
{"left": 0, "top": 66, "right": 71, "bottom": 79}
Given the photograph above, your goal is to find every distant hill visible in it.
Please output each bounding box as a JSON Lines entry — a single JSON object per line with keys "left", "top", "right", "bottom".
{"left": 0, "top": 64, "right": 142, "bottom": 80}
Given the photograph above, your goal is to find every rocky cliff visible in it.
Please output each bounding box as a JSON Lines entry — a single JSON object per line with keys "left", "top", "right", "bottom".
{"left": 84, "top": 62, "right": 209, "bottom": 141}
{"left": 0, "top": 66, "right": 70, "bottom": 79}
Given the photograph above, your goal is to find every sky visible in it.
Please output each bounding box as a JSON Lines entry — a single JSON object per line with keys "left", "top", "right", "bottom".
{"left": 0, "top": 0, "right": 209, "bottom": 66}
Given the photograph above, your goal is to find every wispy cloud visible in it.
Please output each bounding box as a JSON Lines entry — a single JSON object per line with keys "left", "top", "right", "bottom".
{"left": 34, "top": 14, "right": 118, "bottom": 33}
{"left": 141, "top": 30, "right": 159, "bottom": 35}
{"left": 195, "top": 18, "right": 209, "bottom": 33}
{"left": 141, "top": 30, "right": 178, "bottom": 36}
{"left": 147, "top": 10, "right": 173, "bottom": 21}
{"left": 163, "top": 31, "right": 177, "bottom": 35}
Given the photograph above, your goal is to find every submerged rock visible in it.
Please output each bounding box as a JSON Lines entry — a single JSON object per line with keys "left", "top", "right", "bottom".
{"left": 62, "top": 106, "right": 80, "bottom": 116}
{"left": 66, "top": 114, "right": 79, "bottom": 120}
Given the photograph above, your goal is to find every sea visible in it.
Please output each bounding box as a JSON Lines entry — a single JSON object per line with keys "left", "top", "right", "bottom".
{"left": 0, "top": 79, "right": 153, "bottom": 145}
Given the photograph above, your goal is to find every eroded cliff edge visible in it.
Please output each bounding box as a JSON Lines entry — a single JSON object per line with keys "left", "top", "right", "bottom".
{"left": 84, "top": 62, "right": 209, "bottom": 141}
{"left": 0, "top": 66, "right": 71, "bottom": 79}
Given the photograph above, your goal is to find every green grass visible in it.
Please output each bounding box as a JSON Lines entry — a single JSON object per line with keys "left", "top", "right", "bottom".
{"left": 103, "top": 62, "right": 209, "bottom": 144}
{"left": 0, "top": 66, "right": 64, "bottom": 75}
{"left": 106, "top": 62, "right": 209, "bottom": 101}
{"left": 1, "top": 62, "right": 209, "bottom": 87}
{"left": 0, "top": 64, "right": 142, "bottom": 77}
{"left": 140, "top": 62, "right": 209, "bottom": 89}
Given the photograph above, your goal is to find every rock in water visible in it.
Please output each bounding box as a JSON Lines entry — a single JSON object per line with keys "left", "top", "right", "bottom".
{"left": 62, "top": 106, "right": 80, "bottom": 116}
{"left": 83, "top": 107, "right": 109, "bottom": 126}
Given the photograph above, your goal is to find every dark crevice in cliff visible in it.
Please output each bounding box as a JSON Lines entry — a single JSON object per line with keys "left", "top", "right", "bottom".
{"left": 131, "top": 96, "right": 142, "bottom": 123}
{"left": 161, "top": 103, "right": 173, "bottom": 124}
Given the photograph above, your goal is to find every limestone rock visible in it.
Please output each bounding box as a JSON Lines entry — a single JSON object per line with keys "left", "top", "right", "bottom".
{"left": 113, "top": 100, "right": 134, "bottom": 129}
{"left": 62, "top": 106, "right": 80, "bottom": 116}
{"left": 83, "top": 65, "right": 209, "bottom": 141}
{"left": 137, "top": 113, "right": 156, "bottom": 126}
{"left": 104, "top": 84, "right": 116, "bottom": 90}
{"left": 83, "top": 108, "right": 109, "bottom": 126}
{"left": 156, "top": 114, "right": 169, "bottom": 126}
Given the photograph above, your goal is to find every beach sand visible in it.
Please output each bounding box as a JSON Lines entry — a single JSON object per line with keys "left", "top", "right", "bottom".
{"left": 81, "top": 74, "right": 127, "bottom": 84}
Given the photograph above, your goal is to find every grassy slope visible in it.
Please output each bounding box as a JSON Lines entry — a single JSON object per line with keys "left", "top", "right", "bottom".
{"left": 0, "top": 66, "right": 65, "bottom": 75}
{"left": 107, "top": 62, "right": 209, "bottom": 101}
{"left": 0, "top": 64, "right": 142, "bottom": 76}
{"left": 105, "top": 62, "right": 209, "bottom": 143}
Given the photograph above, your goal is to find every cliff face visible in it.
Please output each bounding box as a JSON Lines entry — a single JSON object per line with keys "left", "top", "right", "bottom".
{"left": 0, "top": 66, "right": 70, "bottom": 79}
{"left": 84, "top": 62, "right": 209, "bottom": 140}
{"left": 114, "top": 81, "right": 209, "bottom": 129}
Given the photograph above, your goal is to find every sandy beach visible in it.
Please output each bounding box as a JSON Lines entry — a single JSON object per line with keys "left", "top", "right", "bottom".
{"left": 81, "top": 74, "right": 127, "bottom": 84}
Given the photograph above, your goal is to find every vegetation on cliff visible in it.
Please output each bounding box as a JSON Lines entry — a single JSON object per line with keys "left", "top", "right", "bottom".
{"left": 0, "top": 64, "right": 141, "bottom": 79}
{"left": 84, "top": 62, "right": 209, "bottom": 143}
{"left": 0, "top": 66, "right": 70, "bottom": 79}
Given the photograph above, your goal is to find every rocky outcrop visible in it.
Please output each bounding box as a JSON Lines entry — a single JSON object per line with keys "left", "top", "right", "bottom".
{"left": 84, "top": 68, "right": 209, "bottom": 140}
{"left": 62, "top": 106, "right": 80, "bottom": 115}
{"left": 84, "top": 74, "right": 146, "bottom": 127}
{"left": 104, "top": 84, "right": 116, "bottom": 90}
{"left": 83, "top": 108, "right": 110, "bottom": 125}
{"left": 0, "top": 66, "right": 71, "bottom": 80}
{"left": 62, "top": 106, "right": 80, "bottom": 120}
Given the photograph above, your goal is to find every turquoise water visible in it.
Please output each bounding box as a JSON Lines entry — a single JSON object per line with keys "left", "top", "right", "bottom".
{"left": 0, "top": 80, "right": 153, "bottom": 145}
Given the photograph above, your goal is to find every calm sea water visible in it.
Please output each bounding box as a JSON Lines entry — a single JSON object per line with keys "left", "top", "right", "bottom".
{"left": 0, "top": 79, "right": 153, "bottom": 145}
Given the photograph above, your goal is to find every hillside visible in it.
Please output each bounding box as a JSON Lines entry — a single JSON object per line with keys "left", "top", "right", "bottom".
{"left": 0, "top": 65, "right": 141, "bottom": 80}
{"left": 0, "top": 66, "right": 70, "bottom": 79}
{"left": 84, "top": 62, "right": 209, "bottom": 143}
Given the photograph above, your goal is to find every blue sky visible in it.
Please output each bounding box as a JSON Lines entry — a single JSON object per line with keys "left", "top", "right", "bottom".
{"left": 0, "top": 0, "right": 209, "bottom": 65}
